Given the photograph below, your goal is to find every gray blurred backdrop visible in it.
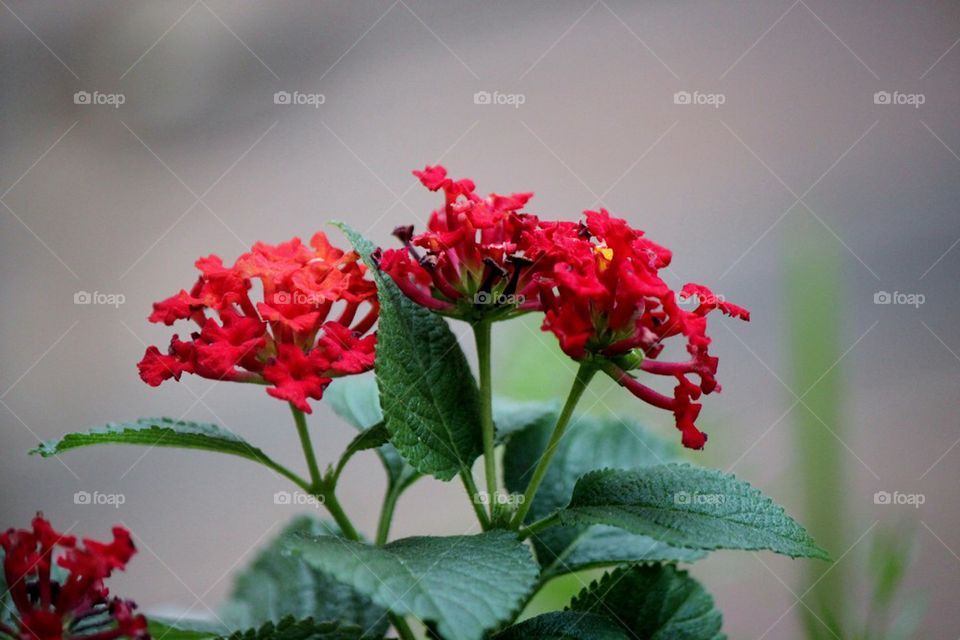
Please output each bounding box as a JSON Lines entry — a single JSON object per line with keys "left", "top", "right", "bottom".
{"left": 1, "top": 1, "right": 958, "bottom": 637}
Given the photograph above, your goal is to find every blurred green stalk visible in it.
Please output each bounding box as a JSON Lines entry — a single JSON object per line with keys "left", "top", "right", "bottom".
{"left": 785, "top": 228, "right": 848, "bottom": 639}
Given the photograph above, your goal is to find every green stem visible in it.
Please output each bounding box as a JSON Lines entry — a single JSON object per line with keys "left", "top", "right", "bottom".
{"left": 290, "top": 403, "right": 361, "bottom": 542}
{"left": 460, "top": 470, "right": 491, "bottom": 529}
{"left": 290, "top": 404, "right": 323, "bottom": 488}
{"left": 262, "top": 459, "right": 312, "bottom": 493}
{"left": 511, "top": 363, "right": 596, "bottom": 527}
{"left": 473, "top": 318, "right": 500, "bottom": 522}
{"left": 320, "top": 486, "right": 360, "bottom": 541}
{"left": 389, "top": 614, "right": 417, "bottom": 640}
{"left": 518, "top": 512, "right": 561, "bottom": 540}
{"left": 376, "top": 483, "right": 402, "bottom": 545}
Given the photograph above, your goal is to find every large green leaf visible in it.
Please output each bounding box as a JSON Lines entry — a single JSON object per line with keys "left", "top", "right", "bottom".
{"left": 326, "top": 374, "right": 419, "bottom": 492}
{"left": 493, "top": 612, "right": 627, "bottom": 639}
{"left": 149, "top": 616, "right": 363, "bottom": 640}
{"left": 503, "top": 413, "right": 703, "bottom": 579}
{"left": 569, "top": 565, "right": 725, "bottom": 640}
{"left": 223, "top": 516, "right": 388, "bottom": 638}
{"left": 337, "top": 223, "right": 482, "bottom": 481}
{"left": 30, "top": 418, "right": 271, "bottom": 465}
{"left": 288, "top": 530, "right": 539, "bottom": 640}
{"left": 561, "top": 464, "right": 828, "bottom": 559}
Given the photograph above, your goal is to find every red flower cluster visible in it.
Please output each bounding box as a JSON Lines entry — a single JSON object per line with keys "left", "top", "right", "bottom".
{"left": 379, "top": 166, "right": 548, "bottom": 321}
{"left": 137, "top": 233, "right": 378, "bottom": 413}
{"left": 530, "top": 209, "right": 749, "bottom": 450}
{"left": 383, "top": 166, "right": 748, "bottom": 449}
{"left": 0, "top": 516, "right": 147, "bottom": 640}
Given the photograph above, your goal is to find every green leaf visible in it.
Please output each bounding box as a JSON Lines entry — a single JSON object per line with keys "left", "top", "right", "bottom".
{"left": 288, "top": 530, "right": 539, "bottom": 640}
{"left": 569, "top": 565, "right": 724, "bottom": 640}
{"left": 30, "top": 418, "right": 271, "bottom": 464}
{"left": 326, "top": 374, "right": 419, "bottom": 492}
{"left": 149, "top": 616, "right": 364, "bottom": 640}
{"left": 493, "top": 398, "right": 559, "bottom": 444}
{"left": 336, "top": 223, "right": 482, "bottom": 481}
{"left": 561, "top": 464, "right": 828, "bottom": 559}
{"left": 327, "top": 375, "right": 382, "bottom": 431}
{"left": 147, "top": 618, "right": 231, "bottom": 640}
{"left": 503, "top": 413, "right": 703, "bottom": 579}
{"left": 494, "top": 612, "right": 627, "bottom": 639}
{"left": 223, "top": 516, "right": 388, "bottom": 638}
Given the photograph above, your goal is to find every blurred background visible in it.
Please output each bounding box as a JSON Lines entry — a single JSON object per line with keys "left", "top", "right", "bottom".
{"left": 1, "top": 1, "right": 958, "bottom": 637}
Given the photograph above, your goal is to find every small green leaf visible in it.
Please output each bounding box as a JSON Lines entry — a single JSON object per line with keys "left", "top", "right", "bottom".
{"left": 327, "top": 375, "right": 383, "bottom": 431}
{"left": 223, "top": 516, "right": 388, "bottom": 638}
{"left": 503, "top": 413, "right": 702, "bottom": 578}
{"left": 30, "top": 418, "right": 272, "bottom": 465}
{"left": 336, "top": 223, "right": 482, "bottom": 481}
{"left": 561, "top": 464, "right": 828, "bottom": 559}
{"left": 569, "top": 565, "right": 725, "bottom": 640}
{"left": 494, "top": 612, "right": 627, "bottom": 639}
{"left": 149, "top": 616, "right": 364, "bottom": 640}
{"left": 288, "top": 530, "right": 539, "bottom": 640}
{"left": 492, "top": 398, "right": 559, "bottom": 444}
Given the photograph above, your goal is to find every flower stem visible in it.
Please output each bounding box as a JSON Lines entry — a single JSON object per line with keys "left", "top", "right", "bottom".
{"left": 511, "top": 363, "right": 596, "bottom": 528}
{"left": 390, "top": 615, "right": 417, "bottom": 640}
{"left": 473, "top": 318, "right": 500, "bottom": 522}
{"left": 320, "top": 486, "right": 360, "bottom": 541}
{"left": 461, "top": 469, "right": 491, "bottom": 529}
{"left": 376, "top": 483, "right": 402, "bottom": 545}
{"left": 290, "top": 403, "right": 360, "bottom": 541}
{"left": 290, "top": 404, "right": 322, "bottom": 488}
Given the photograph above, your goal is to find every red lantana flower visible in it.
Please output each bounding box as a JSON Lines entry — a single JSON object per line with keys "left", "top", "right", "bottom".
{"left": 0, "top": 515, "right": 147, "bottom": 640}
{"left": 531, "top": 209, "right": 750, "bottom": 450}
{"left": 137, "top": 232, "right": 378, "bottom": 413}
{"left": 379, "top": 166, "right": 552, "bottom": 321}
